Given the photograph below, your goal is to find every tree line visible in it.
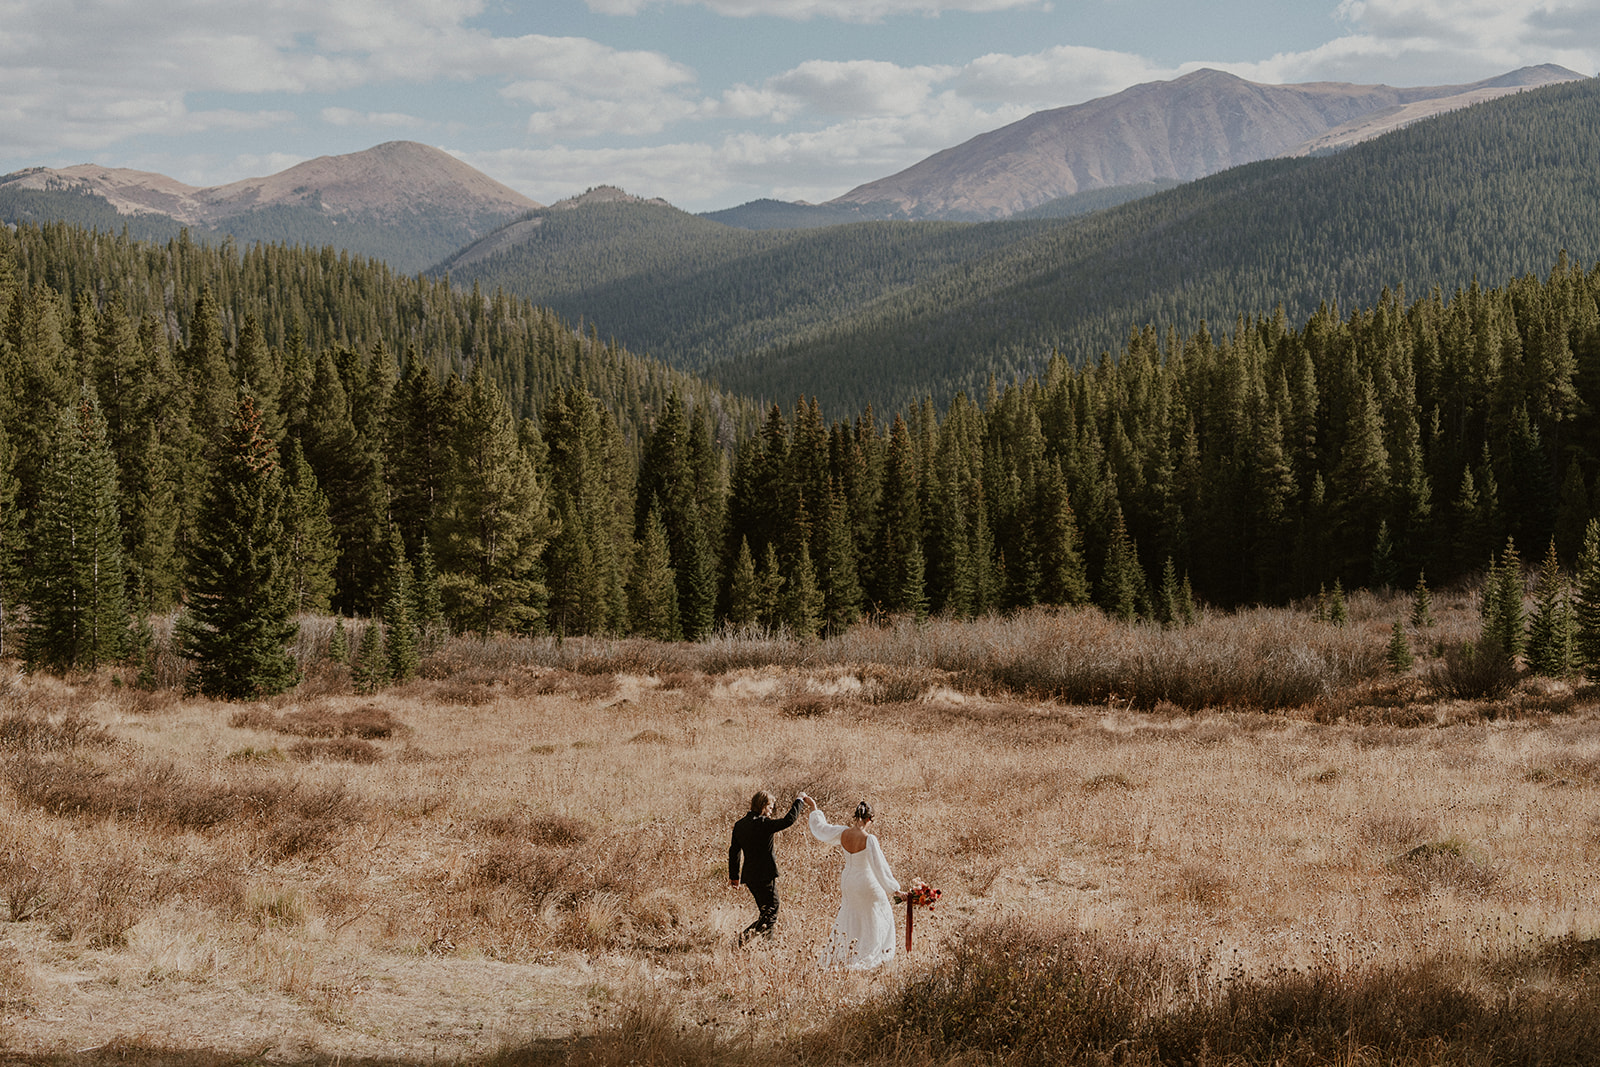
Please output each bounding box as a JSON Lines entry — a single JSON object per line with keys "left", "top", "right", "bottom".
{"left": 5, "top": 214, "right": 1600, "bottom": 696}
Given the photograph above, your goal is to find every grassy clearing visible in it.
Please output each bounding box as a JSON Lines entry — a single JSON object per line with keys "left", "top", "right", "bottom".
{"left": 3, "top": 594, "right": 1600, "bottom": 1063}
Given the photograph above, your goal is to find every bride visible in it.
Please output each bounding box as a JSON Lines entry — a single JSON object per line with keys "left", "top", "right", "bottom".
{"left": 803, "top": 795, "right": 901, "bottom": 970}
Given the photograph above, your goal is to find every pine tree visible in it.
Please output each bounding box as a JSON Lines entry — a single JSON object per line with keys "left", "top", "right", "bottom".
{"left": 176, "top": 395, "right": 300, "bottom": 698}
{"left": 280, "top": 440, "right": 338, "bottom": 614}
{"left": 22, "top": 388, "right": 131, "bottom": 671}
{"left": 1370, "top": 519, "right": 1398, "bottom": 590}
{"left": 384, "top": 532, "right": 420, "bottom": 683}
{"left": 412, "top": 536, "right": 447, "bottom": 650}
{"left": 352, "top": 620, "right": 387, "bottom": 695}
{"left": 0, "top": 422, "right": 22, "bottom": 657}
{"left": 1526, "top": 539, "right": 1573, "bottom": 678}
{"left": 1386, "top": 618, "right": 1414, "bottom": 673}
{"left": 1574, "top": 519, "right": 1600, "bottom": 680}
{"left": 1480, "top": 537, "right": 1524, "bottom": 666}
{"left": 727, "top": 536, "right": 760, "bottom": 630}
{"left": 782, "top": 540, "right": 823, "bottom": 637}
{"left": 1178, "top": 573, "right": 1198, "bottom": 626}
{"left": 757, "top": 541, "right": 785, "bottom": 629}
{"left": 1410, "top": 570, "right": 1435, "bottom": 629}
{"left": 1156, "top": 556, "right": 1181, "bottom": 628}
{"left": 818, "top": 483, "right": 863, "bottom": 635}
{"left": 435, "top": 367, "right": 555, "bottom": 635}
{"left": 327, "top": 615, "right": 349, "bottom": 664}
{"left": 1098, "top": 508, "right": 1145, "bottom": 623}
{"left": 627, "top": 506, "right": 680, "bottom": 640}
{"left": 1327, "top": 579, "right": 1349, "bottom": 627}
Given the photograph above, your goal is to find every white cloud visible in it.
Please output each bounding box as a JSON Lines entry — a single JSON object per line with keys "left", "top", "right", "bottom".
{"left": 586, "top": 0, "right": 1045, "bottom": 20}
{"left": 0, "top": 0, "right": 699, "bottom": 155}
{"left": 1229, "top": 0, "right": 1600, "bottom": 84}
{"left": 321, "top": 107, "right": 429, "bottom": 128}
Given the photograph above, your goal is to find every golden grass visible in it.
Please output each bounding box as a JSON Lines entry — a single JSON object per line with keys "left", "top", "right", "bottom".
{"left": 2, "top": 596, "right": 1599, "bottom": 1063}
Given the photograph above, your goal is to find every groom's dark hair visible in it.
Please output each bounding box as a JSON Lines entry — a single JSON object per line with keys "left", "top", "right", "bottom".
{"left": 749, "top": 790, "right": 774, "bottom": 814}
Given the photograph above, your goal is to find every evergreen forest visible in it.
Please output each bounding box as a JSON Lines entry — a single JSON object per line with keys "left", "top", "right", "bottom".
{"left": 5, "top": 212, "right": 1600, "bottom": 689}
{"left": 443, "top": 78, "right": 1600, "bottom": 415}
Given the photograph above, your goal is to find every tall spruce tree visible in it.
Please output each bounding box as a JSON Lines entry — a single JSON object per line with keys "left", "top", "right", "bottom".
{"left": 279, "top": 440, "right": 339, "bottom": 614}
{"left": 727, "top": 537, "right": 760, "bottom": 630}
{"left": 1480, "top": 537, "right": 1525, "bottom": 666}
{"left": 383, "top": 531, "right": 420, "bottom": 683}
{"left": 0, "top": 422, "right": 20, "bottom": 656}
{"left": 627, "top": 506, "right": 680, "bottom": 640}
{"left": 1572, "top": 519, "right": 1600, "bottom": 680}
{"left": 1526, "top": 539, "right": 1574, "bottom": 678}
{"left": 176, "top": 395, "right": 300, "bottom": 698}
{"left": 435, "top": 367, "right": 555, "bottom": 635}
{"left": 22, "top": 388, "right": 131, "bottom": 672}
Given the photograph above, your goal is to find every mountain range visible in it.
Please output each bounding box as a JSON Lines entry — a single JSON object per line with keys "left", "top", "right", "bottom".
{"left": 439, "top": 76, "right": 1600, "bottom": 414}
{"left": 0, "top": 141, "right": 540, "bottom": 274}
{"left": 3, "top": 65, "right": 1598, "bottom": 416}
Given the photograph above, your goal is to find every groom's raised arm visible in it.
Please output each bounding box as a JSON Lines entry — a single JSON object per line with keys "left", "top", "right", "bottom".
{"left": 770, "top": 797, "right": 804, "bottom": 831}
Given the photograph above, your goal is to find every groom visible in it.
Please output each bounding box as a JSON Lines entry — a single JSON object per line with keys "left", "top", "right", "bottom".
{"left": 728, "top": 789, "right": 807, "bottom": 944}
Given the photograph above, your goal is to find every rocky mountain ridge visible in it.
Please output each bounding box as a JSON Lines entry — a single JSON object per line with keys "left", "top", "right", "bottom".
{"left": 827, "top": 64, "right": 1588, "bottom": 220}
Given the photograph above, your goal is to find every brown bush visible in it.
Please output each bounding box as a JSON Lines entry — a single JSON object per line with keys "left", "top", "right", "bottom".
{"left": 1389, "top": 838, "right": 1499, "bottom": 895}
{"left": 287, "top": 737, "right": 383, "bottom": 763}
{"left": 231, "top": 705, "right": 403, "bottom": 739}
{"left": 0, "top": 712, "right": 117, "bottom": 754}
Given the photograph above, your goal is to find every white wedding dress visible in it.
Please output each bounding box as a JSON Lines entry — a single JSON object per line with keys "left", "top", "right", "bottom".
{"left": 809, "top": 809, "right": 902, "bottom": 970}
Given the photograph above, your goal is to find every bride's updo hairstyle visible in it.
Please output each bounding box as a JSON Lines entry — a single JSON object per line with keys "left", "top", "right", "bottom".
{"left": 853, "top": 800, "right": 874, "bottom": 822}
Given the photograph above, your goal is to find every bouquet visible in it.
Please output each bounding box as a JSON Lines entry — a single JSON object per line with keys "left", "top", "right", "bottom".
{"left": 897, "top": 881, "right": 941, "bottom": 909}
{"left": 895, "top": 881, "right": 941, "bottom": 952}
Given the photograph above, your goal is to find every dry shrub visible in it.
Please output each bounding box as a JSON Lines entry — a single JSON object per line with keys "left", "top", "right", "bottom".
{"left": 853, "top": 920, "right": 1163, "bottom": 1062}
{"left": 950, "top": 820, "right": 1007, "bottom": 858}
{"left": 1427, "top": 640, "right": 1516, "bottom": 701}
{"left": 468, "top": 841, "right": 574, "bottom": 899}
{"left": 526, "top": 669, "right": 619, "bottom": 701}
{"left": 0, "top": 830, "right": 69, "bottom": 922}
{"left": 258, "top": 784, "right": 363, "bottom": 861}
{"left": 1173, "top": 861, "right": 1232, "bottom": 906}
{"left": 0, "top": 938, "right": 28, "bottom": 1007}
{"left": 1389, "top": 838, "right": 1499, "bottom": 895}
{"left": 1083, "top": 771, "right": 1134, "bottom": 793}
{"left": 0, "top": 712, "right": 117, "bottom": 753}
{"left": 827, "top": 607, "right": 1382, "bottom": 711}
{"left": 1358, "top": 811, "right": 1439, "bottom": 850}
{"left": 472, "top": 813, "right": 592, "bottom": 847}
{"left": 287, "top": 737, "right": 383, "bottom": 763}
{"left": 1525, "top": 753, "right": 1600, "bottom": 785}
{"left": 3, "top": 755, "right": 361, "bottom": 862}
{"left": 858, "top": 664, "right": 948, "bottom": 704}
{"left": 627, "top": 729, "right": 672, "bottom": 744}
{"left": 779, "top": 695, "right": 834, "bottom": 719}
{"left": 55, "top": 852, "right": 145, "bottom": 948}
{"left": 231, "top": 705, "right": 403, "bottom": 739}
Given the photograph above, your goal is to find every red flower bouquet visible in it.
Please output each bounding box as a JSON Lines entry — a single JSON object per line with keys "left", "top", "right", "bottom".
{"left": 895, "top": 881, "right": 941, "bottom": 951}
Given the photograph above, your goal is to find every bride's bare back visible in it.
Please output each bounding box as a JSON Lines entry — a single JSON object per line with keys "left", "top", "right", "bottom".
{"left": 840, "top": 825, "right": 868, "bottom": 854}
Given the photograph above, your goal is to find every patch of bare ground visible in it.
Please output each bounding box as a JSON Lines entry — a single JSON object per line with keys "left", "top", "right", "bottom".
{"left": 3, "top": 596, "right": 1600, "bottom": 1063}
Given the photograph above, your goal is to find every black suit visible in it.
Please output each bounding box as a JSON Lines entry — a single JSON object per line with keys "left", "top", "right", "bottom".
{"left": 728, "top": 798, "right": 803, "bottom": 942}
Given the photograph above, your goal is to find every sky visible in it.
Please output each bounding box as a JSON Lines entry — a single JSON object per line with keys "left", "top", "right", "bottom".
{"left": 2, "top": 0, "right": 1597, "bottom": 214}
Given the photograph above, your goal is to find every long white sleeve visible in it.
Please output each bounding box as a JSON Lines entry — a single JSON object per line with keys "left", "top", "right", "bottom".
{"left": 865, "top": 835, "right": 901, "bottom": 896}
{"left": 809, "top": 808, "right": 846, "bottom": 844}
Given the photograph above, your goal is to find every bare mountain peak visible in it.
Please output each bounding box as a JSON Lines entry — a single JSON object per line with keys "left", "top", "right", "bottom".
{"left": 1, "top": 141, "right": 542, "bottom": 226}
{"left": 830, "top": 65, "right": 1589, "bottom": 220}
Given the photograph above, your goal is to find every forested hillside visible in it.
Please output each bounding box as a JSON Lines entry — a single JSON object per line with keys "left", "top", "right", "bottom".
{"left": 445, "top": 78, "right": 1600, "bottom": 416}
{"left": 3, "top": 219, "right": 1600, "bottom": 675}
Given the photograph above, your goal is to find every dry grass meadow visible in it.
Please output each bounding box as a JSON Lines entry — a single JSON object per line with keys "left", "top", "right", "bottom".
{"left": 5, "top": 588, "right": 1600, "bottom": 1065}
